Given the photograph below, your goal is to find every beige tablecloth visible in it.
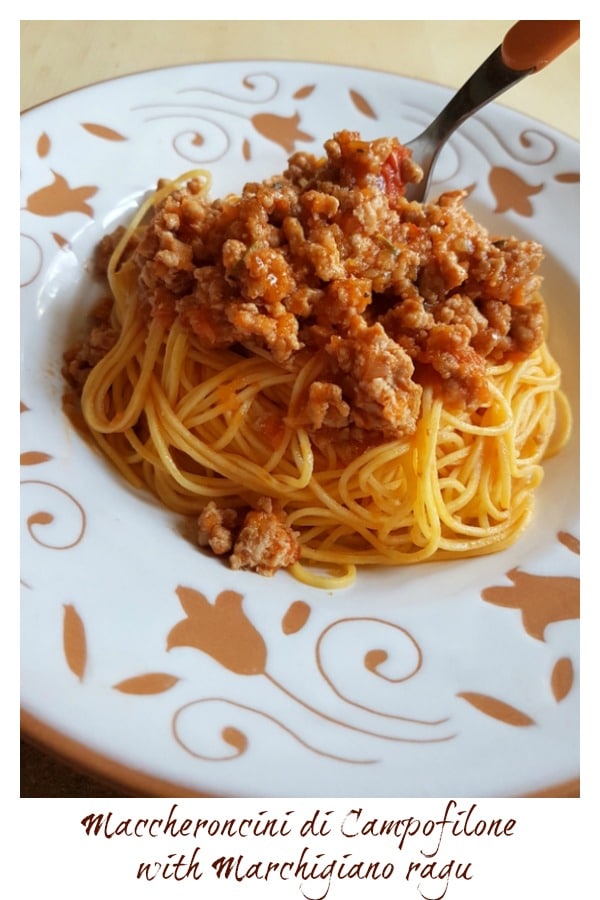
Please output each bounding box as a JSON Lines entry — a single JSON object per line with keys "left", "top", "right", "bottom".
{"left": 20, "top": 19, "right": 580, "bottom": 798}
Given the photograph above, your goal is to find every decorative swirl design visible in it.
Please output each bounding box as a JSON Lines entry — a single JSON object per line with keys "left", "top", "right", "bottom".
{"left": 131, "top": 112, "right": 233, "bottom": 165}
{"left": 315, "top": 617, "right": 448, "bottom": 726}
{"left": 172, "top": 697, "right": 378, "bottom": 765}
{"left": 320, "top": 617, "right": 423, "bottom": 683}
{"left": 176, "top": 72, "right": 281, "bottom": 104}
{"left": 442, "top": 122, "right": 558, "bottom": 170}
{"left": 265, "top": 671, "right": 454, "bottom": 744}
{"left": 170, "top": 121, "right": 231, "bottom": 164}
{"left": 21, "top": 480, "right": 86, "bottom": 549}
{"left": 484, "top": 126, "right": 558, "bottom": 167}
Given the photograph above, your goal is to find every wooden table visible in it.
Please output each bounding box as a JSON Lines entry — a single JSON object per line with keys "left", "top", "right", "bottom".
{"left": 20, "top": 19, "right": 579, "bottom": 798}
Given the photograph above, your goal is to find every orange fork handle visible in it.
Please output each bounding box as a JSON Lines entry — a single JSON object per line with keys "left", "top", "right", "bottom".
{"left": 502, "top": 20, "right": 580, "bottom": 72}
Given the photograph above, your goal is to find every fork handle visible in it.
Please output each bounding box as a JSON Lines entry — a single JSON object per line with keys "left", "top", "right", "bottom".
{"left": 502, "top": 20, "right": 580, "bottom": 72}
{"left": 404, "top": 20, "right": 579, "bottom": 202}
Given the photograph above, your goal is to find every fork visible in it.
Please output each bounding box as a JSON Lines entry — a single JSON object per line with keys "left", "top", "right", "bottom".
{"left": 404, "top": 20, "right": 580, "bottom": 203}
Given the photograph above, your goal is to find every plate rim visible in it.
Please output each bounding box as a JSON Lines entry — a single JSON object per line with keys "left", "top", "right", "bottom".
{"left": 21, "top": 708, "right": 580, "bottom": 798}
{"left": 20, "top": 57, "right": 581, "bottom": 147}
{"left": 20, "top": 59, "right": 580, "bottom": 798}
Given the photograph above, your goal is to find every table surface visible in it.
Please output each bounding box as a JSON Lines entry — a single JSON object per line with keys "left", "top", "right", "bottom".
{"left": 20, "top": 19, "right": 580, "bottom": 798}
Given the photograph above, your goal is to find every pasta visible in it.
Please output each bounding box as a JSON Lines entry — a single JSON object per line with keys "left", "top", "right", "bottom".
{"left": 64, "top": 131, "right": 571, "bottom": 589}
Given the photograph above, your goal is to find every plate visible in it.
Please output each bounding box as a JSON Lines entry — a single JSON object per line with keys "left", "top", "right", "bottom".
{"left": 20, "top": 61, "right": 580, "bottom": 797}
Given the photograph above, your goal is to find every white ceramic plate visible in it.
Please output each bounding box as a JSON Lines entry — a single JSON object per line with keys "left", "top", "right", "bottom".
{"left": 20, "top": 61, "right": 579, "bottom": 798}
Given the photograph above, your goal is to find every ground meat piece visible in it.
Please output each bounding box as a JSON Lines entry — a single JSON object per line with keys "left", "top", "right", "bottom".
{"left": 179, "top": 266, "right": 236, "bottom": 347}
{"left": 227, "top": 302, "right": 301, "bottom": 363}
{"left": 305, "top": 381, "right": 351, "bottom": 429}
{"left": 242, "top": 244, "right": 295, "bottom": 304}
{"left": 93, "top": 227, "right": 127, "bottom": 277}
{"left": 382, "top": 296, "right": 435, "bottom": 336}
{"left": 319, "top": 131, "right": 421, "bottom": 198}
{"left": 326, "top": 321, "right": 422, "bottom": 437}
{"left": 283, "top": 216, "right": 346, "bottom": 282}
{"left": 197, "top": 501, "right": 239, "bottom": 556}
{"left": 418, "top": 323, "right": 490, "bottom": 409}
{"left": 138, "top": 228, "right": 195, "bottom": 303}
{"left": 508, "top": 297, "right": 546, "bottom": 356}
{"left": 284, "top": 151, "right": 327, "bottom": 188}
{"left": 468, "top": 237, "right": 543, "bottom": 307}
{"left": 229, "top": 498, "right": 300, "bottom": 576}
{"left": 432, "top": 293, "right": 488, "bottom": 337}
{"left": 62, "top": 297, "right": 118, "bottom": 388}
{"left": 198, "top": 498, "right": 300, "bottom": 576}
{"left": 134, "top": 177, "right": 210, "bottom": 316}
{"left": 471, "top": 298, "right": 513, "bottom": 357}
{"left": 314, "top": 278, "right": 372, "bottom": 327}
{"left": 300, "top": 189, "right": 340, "bottom": 221}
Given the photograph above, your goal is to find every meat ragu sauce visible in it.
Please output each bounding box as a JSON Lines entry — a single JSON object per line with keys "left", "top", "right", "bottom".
{"left": 66, "top": 129, "right": 545, "bottom": 451}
